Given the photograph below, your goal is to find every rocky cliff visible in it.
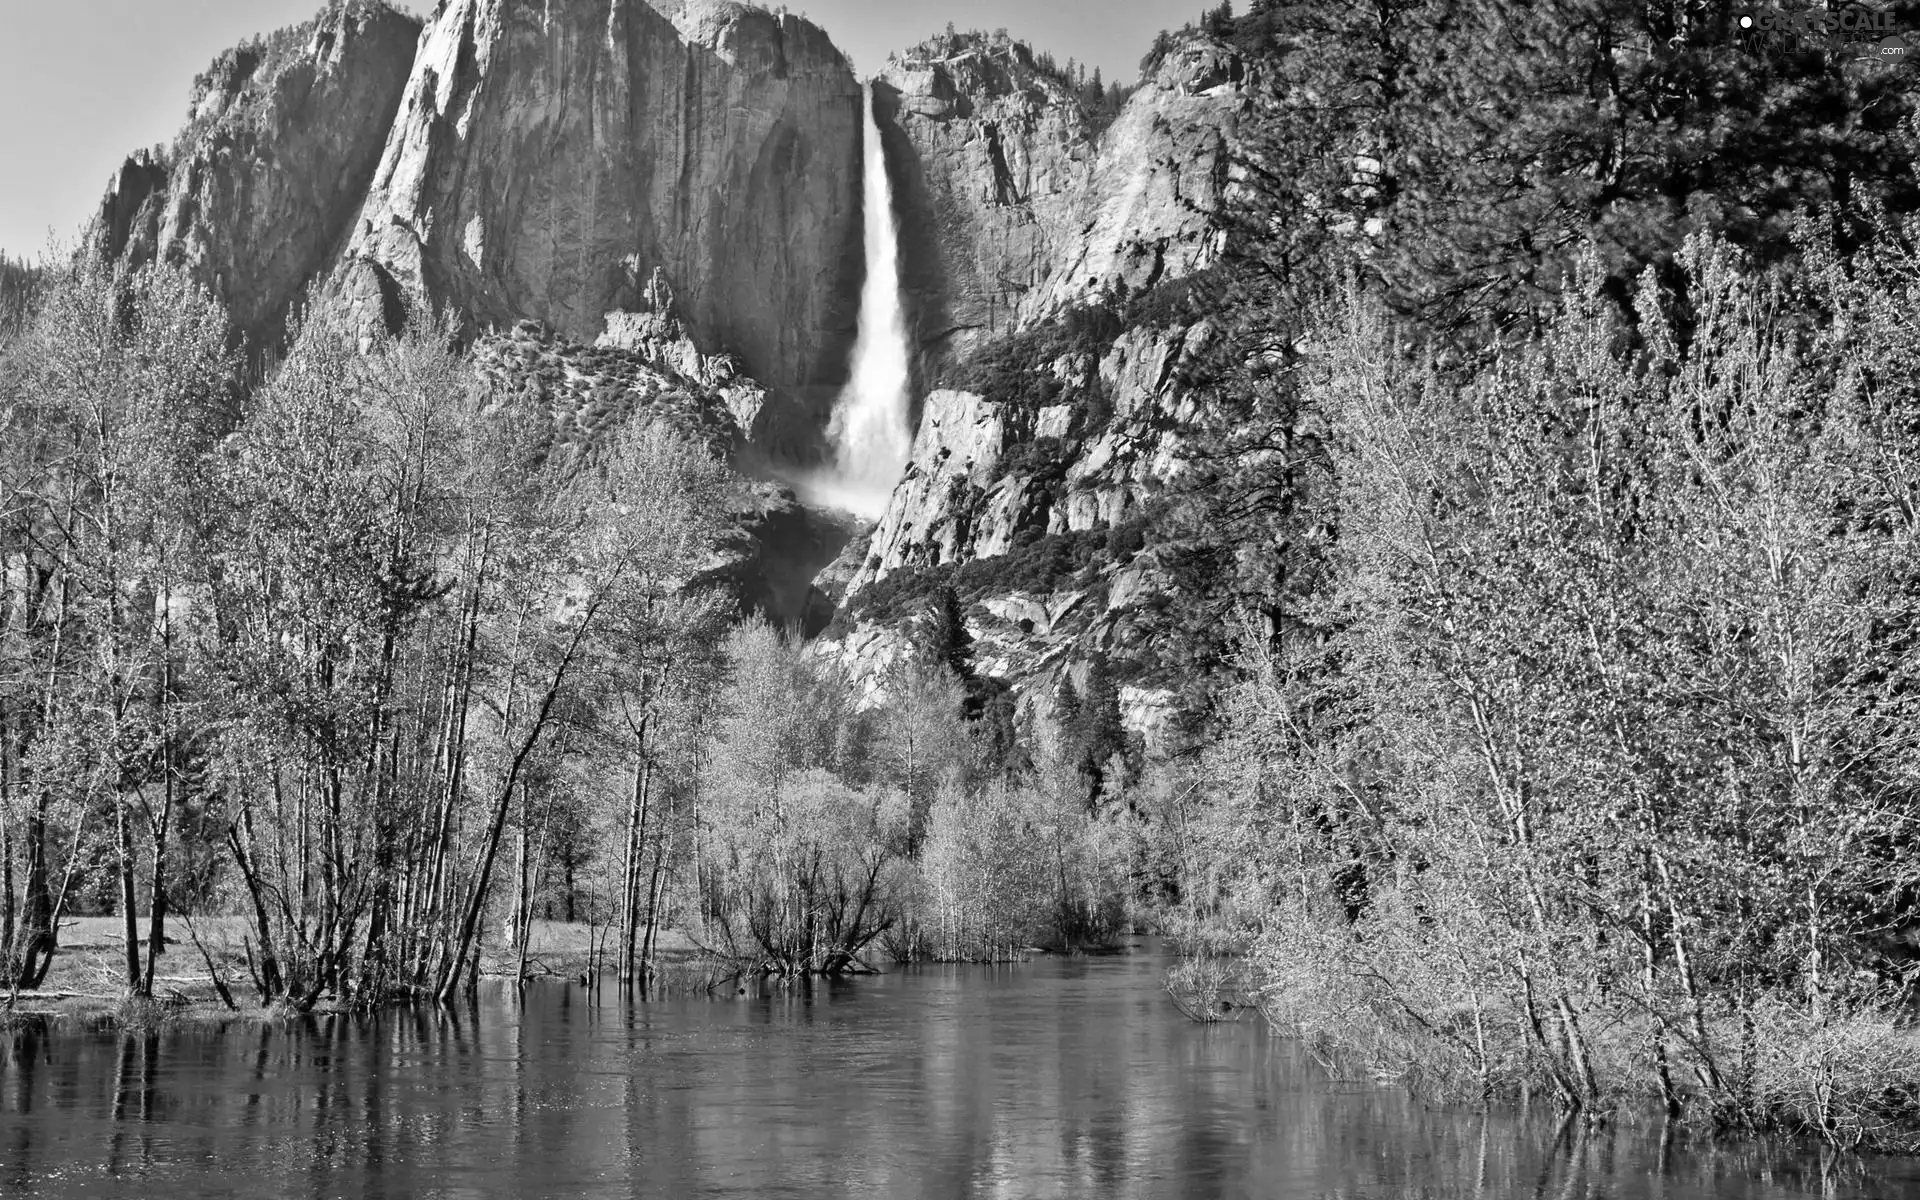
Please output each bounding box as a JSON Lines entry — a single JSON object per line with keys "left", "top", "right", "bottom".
{"left": 875, "top": 33, "right": 1093, "bottom": 371}
{"left": 878, "top": 31, "right": 1249, "bottom": 373}
{"left": 91, "top": 0, "right": 422, "bottom": 349}
{"left": 821, "top": 32, "right": 1259, "bottom": 740}
{"left": 91, "top": 0, "right": 863, "bottom": 456}
{"left": 331, "top": 0, "right": 864, "bottom": 451}
{"left": 817, "top": 317, "right": 1223, "bottom": 745}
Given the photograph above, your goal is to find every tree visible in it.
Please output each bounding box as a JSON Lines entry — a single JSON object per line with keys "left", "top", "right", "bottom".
{"left": 1193, "top": 237, "right": 1920, "bottom": 1143}
{"left": 914, "top": 583, "right": 976, "bottom": 690}
{"left": 874, "top": 659, "right": 970, "bottom": 853}
{"left": 916, "top": 583, "right": 974, "bottom": 680}
{"left": 1075, "top": 652, "right": 1127, "bottom": 803}
{"left": 1, "top": 254, "right": 237, "bottom": 997}
{"left": 702, "top": 619, "right": 905, "bottom": 974}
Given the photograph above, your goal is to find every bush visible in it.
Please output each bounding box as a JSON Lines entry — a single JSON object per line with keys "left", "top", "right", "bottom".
{"left": 1002, "top": 435, "right": 1071, "bottom": 482}
{"left": 832, "top": 528, "right": 1113, "bottom": 635}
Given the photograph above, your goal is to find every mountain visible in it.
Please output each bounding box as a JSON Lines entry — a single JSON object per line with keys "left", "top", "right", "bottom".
{"left": 79, "top": 1, "right": 1920, "bottom": 742}
{"left": 92, "top": 0, "right": 863, "bottom": 454}
{"left": 91, "top": 1, "right": 421, "bottom": 352}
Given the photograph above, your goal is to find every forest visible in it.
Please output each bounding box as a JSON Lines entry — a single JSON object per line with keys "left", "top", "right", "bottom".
{"left": 0, "top": 258, "right": 1155, "bottom": 1019}
{"left": 1133, "top": 0, "right": 1920, "bottom": 1155}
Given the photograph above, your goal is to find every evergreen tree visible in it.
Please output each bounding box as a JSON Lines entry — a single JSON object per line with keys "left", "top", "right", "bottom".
{"left": 1075, "top": 652, "right": 1127, "bottom": 801}
{"left": 915, "top": 584, "right": 976, "bottom": 686}
{"left": 970, "top": 683, "right": 1026, "bottom": 781}
{"left": 1054, "top": 673, "right": 1082, "bottom": 735}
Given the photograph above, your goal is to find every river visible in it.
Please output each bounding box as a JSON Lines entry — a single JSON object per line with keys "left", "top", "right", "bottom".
{"left": 3, "top": 943, "right": 1915, "bottom": 1198}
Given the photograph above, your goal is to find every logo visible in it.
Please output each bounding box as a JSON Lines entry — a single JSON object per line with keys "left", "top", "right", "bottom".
{"left": 1735, "top": 4, "right": 1912, "bottom": 64}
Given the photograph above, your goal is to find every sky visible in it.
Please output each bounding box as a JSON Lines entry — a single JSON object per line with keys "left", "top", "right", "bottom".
{"left": 0, "top": 0, "right": 1191, "bottom": 261}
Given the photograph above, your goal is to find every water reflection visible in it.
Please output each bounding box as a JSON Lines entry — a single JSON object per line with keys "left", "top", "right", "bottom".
{"left": 1, "top": 948, "right": 1914, "bottom": 1199}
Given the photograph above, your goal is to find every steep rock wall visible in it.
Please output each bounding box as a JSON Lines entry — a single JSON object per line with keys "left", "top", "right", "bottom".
{"left": 821, "top": 321, "right": 1220, "bottom": 744}
{"left": 876, "top": 35, "right": 1093, "bottom": 370}
{"left": 878, "top": 33, "right": 1249, "bottom": 374}
{"left": 91, "top": 1, "right": 422, "bottom": 350}
{"left": 330, "top": 0, "right": 864, "bottom": 451}
{"left": 1023, "top": 40, "right": 1249, "bottom": 320}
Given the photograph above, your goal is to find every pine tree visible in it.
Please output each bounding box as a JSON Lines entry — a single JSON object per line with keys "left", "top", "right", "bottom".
{"left": 1055, "top": 673, "right": 1082, "bottom": 736}
{"left": 915, "top": 584, "right": 976, "bottom": 685}
{"left": 1077, "top": 652, "right": 1126, "bottom": 789}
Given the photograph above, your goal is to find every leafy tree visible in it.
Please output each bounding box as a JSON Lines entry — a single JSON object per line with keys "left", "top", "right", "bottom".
{"left": 1190, "top": 236, "right": 1920, "bottom": 1145}
{"left": 1, "top": 254, "right": 237, "bottom": 995}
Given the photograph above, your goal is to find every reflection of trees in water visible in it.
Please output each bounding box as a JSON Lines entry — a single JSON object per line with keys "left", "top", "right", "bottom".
{"left": 0, "top": 982, "right": 1915, "bottom": 1197}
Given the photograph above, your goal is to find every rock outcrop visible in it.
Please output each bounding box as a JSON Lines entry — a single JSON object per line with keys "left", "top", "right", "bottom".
{"left": 468, "top": 319, "right": 849, "bottom": 625}
{"left": 331, "top": 0, "right": 864, "bottom": 452}
{"left": 876, "top": 34, "right": 1094, "bottom": 369}
{"left": 819, "top": 320, "right": 1220, "bottom": 744}
{"left": 91, "top": 0, "right": 422, "bottom": 349}
{"left": 595, "top": 267, "right": 770, "bottom": 441}
{"left": 878, "top": 31, "right": 1249, "bottom": 372}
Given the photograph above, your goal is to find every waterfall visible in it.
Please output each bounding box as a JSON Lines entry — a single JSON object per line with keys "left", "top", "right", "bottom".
{"left": 811, "top": 82, "right": 913, "bottom": 519}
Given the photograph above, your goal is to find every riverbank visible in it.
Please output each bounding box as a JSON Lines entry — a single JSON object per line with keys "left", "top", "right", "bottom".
{"left": 2, "top": 918, "right": 719, "bottom": 1029}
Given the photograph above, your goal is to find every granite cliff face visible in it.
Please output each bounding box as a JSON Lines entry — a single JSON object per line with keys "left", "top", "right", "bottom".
{"left": 90, "top": 0, "right": 862, "bottom": 455}
{"left": 331, "top": 0, "right": 864, "bottom": 451}
{"left": 91, "top": 1, "right": 422, "bottom": 349}
{"left": 879, "top": 32, "right": 1249, "bottom": 372}
{"left": 875, "top": 35, "right": 1093, "bottom": 369}
{"left": 1022, "top": 39, "right": 1249, "bottom": 320}
{"left": 818, "top": 319, "right": 1223, "bottom": 745}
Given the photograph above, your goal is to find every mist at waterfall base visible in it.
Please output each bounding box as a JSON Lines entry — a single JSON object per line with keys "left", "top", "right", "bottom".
{"left": 793, "top": 84, "right": 914, "bottom": 521}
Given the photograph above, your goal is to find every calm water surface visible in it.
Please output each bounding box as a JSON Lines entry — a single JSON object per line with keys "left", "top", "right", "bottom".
{"left": 3, "top": 944, "right": 1917, "bottom": 1199}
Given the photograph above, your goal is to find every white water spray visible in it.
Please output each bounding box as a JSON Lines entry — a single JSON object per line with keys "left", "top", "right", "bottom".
{"left": 806, "top": 82, "right": 913, "bottom": 519}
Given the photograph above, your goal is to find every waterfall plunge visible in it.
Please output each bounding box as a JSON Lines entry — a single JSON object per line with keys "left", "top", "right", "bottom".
{"left": 807, "top": 83, "right": 913, "bottom": 520}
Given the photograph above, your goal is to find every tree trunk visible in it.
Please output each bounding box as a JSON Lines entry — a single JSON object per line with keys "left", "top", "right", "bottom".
{"left": 140, "top": 765, "right": 176, "bottom": 999}
{"left": 227, "top": 817, "right": 283, "bottom": 1002}
{"left": 640, "top": 809, "right": 673, "bottom": 974}
{"left": 116, "top": 795, "right": 142, "bottom": 994}
{"left": 1, "top": 700, "right": 14, "bottom": 971}
{"left": 16, "top": 799, "right": 56, "bottom": 990}
{"left": 436, "top": 602, "right": 600, "bottom": 1006}
{"left": 621, "top": 757, "right": 654, "bottom": 987}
